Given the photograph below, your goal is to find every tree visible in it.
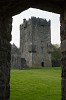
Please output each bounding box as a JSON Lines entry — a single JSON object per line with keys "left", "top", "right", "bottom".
{"left": 51, "top": 44, "right": 61, "bottom": 67}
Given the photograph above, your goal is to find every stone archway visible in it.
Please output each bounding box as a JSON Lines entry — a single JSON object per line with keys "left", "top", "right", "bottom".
{"left": 0, "top": 0, "right": 66, "bottom": 100}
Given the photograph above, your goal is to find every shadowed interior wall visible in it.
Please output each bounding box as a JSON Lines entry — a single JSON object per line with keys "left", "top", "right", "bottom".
{"left": 60, "top": 9, "right": 66, "bottom": 100}
{"left": 0, "top": 17, "right": 12, "bottom": 100}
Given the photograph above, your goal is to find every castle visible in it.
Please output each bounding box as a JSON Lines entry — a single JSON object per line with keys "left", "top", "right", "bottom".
{"left": 11, "top": 17, "right": 52, "bottom": 69}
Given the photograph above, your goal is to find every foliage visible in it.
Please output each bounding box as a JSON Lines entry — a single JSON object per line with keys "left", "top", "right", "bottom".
{"left": 10, "top": 67, "right": 61, "bottom": 100}
{"left": 51, "top": 44, "right": 61, "bottom": 67}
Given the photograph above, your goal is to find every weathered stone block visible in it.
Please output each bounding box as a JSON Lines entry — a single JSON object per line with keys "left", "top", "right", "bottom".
{"left": 62, "top": 69, "right": 66, "bottom": 78}
{"left": 62, "top": 79, "right": 66, "bottom": 91}
{"left": 61, "top": 39, "right": 66, "bottom": 52}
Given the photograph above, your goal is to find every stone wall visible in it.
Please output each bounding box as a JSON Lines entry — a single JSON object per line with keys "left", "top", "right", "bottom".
{"left": 0, "top": 17, "right": 12, "bottom": 100}
{"left": 60, "top": 9, "right": 66, "bottom": 100}
{"left": 20, "top": 18, "right": 33, "bottom": 67}
{"left": 11, "top": 44, "right": 21, "bottom": 69}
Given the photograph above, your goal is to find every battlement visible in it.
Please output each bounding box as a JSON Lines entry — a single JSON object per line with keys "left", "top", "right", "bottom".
{"left": 20, "top": 17, "right": 51, "bottom": 29}
{"left": 31, "top": 17, "right": 50, "bottom": 26}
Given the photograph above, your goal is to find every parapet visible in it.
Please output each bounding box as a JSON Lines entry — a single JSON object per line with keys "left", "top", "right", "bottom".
{"left": 20, "top": 16, "right": 51, "bottom": 29}
{"left": 31, "top": 17, "right": 50, "bottom": 26}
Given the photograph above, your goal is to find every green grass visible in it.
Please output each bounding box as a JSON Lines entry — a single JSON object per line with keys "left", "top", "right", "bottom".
{"left": 10, "top": 67, "right": 61, "bottom": 100}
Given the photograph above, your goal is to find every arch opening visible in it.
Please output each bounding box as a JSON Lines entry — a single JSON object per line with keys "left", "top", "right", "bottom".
{"left": 10, "top": 7, "right": 61, "bottom": 100}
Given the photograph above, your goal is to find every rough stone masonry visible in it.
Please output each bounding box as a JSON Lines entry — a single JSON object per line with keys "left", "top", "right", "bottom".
{"left": 11, "top": 17, "right": 52, "bottom": 69}
{"left": 20, "top": 17, "right": 52, "bottom": 67}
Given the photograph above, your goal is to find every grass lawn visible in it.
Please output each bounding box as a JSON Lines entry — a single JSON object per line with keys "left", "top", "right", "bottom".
{"left": 10, "top": 67, "right": 61, "bottom": 100}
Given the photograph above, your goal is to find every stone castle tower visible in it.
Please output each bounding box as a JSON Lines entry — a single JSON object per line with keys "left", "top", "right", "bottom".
{"left": 20, "top": 17, "right": 52, "bottom": 67}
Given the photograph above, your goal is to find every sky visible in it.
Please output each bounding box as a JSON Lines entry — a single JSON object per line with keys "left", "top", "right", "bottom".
{"left": 11, "top": 8, "right": 60, "bottom": 48}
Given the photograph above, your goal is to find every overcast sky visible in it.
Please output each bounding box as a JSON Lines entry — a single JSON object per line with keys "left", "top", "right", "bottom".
{"left": 11, "top": 8, "right": 60, "bottom": 48}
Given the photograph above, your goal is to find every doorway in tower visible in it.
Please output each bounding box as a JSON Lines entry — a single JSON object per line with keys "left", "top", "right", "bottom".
{"left": 41, "top": 62, "right": 44, "bottom": 67}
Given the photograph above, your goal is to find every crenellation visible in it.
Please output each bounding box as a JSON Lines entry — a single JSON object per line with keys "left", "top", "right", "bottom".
{"left": 20, "top": 17, "right": 51, "bottom": 30}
